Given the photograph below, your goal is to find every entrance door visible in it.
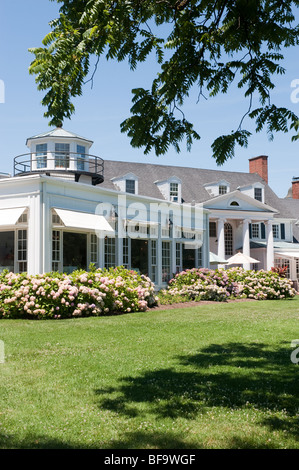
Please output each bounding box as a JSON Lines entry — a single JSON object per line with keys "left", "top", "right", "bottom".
{"left": 63, "top": 232, "right": 87, "bottom": 273}
{"left": 0, "top": 231, "right": 14, "bottom": 272}
{"left": 182, "top": 246, "right": 196, "bottom": 270}
{"left": 131, "top": 239, "right": 149, "bottom": 275}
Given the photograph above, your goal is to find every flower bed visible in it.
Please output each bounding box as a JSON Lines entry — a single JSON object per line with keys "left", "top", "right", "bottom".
{"left": 159, "top": 267, "right": 297, "bottom": 303}
{"left": 0, "top": 266, "right": 158, "bottom": 319}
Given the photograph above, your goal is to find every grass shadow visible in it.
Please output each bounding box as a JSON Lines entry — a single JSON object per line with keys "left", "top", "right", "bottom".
{"left": 95, "top": 341, "right": 299, "bottom": 440}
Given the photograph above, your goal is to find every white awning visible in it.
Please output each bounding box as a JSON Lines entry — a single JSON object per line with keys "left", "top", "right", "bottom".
{"left": 123, "top": 219, "right": 159, "bottom": 226}
{"left": 275, "top": 251, "right": 299, "bottom": 259}
{"left": 0, "top": 207, "right": 26, "bottom": 226}
{"left": 54, "top": 208, "right": 114, "bottom": 233}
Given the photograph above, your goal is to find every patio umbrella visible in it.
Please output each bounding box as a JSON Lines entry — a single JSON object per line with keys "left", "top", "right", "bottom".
{"left": 226, "top": 252, "right": 260, "bottom": 265}
{"left": 209, "top": 252, "right": 229, "bottom": 265}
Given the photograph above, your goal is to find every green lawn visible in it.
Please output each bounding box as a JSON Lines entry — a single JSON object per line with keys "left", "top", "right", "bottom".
{"left": 0, "top": 297, "right": 299, "bottom": 449}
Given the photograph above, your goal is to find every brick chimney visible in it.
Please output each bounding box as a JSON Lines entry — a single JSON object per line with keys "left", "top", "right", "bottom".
{"left": 249, "top": 155, "right": 268, "bottom": 184}
{"left": 292, "top": 178, "right": 299, "bottom": 199}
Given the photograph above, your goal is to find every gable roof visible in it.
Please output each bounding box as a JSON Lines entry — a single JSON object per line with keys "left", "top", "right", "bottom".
{"left": 203, "top": 189, "right": 278, "bottom": 213}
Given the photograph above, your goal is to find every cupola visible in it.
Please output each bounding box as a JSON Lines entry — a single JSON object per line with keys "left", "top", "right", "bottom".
{"left": 14, "top": 127, "right": 104, "bottom": 185}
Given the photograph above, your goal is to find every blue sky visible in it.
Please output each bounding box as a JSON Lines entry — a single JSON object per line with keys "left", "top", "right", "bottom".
{"left": 1, "top": 0, "right": 299, "bottom": 198}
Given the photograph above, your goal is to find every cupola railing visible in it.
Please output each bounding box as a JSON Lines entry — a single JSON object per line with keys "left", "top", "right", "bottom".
{"left": 14, "top": 152, "right": 104, "bottom": 185}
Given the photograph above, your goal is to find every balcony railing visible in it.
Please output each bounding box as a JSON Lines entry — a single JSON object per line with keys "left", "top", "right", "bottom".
{"left": 14, "top": 152, "right": 104, "bottom": 185}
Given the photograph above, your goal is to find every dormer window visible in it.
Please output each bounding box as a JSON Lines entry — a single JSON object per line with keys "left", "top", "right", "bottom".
{"left": 126, "top": 179, "right": 136, "bottom": 194}
{"left": 170, "top": 182, "right": 179, "bottom": 202}
{"left": 204, "top": 180, "right": 230, "bottom": 198}
{"left": 111, "top": 173, "right": 138, "bottom": 194}
{"left": 238, "top": 182, "right": 264, "bottom": 202}
{"left": 219, "top": 185, "right": 227, "bottom": 195}
{"left": 254, "top": 187, "right": 262, "bottom": 202}
{"left": 154, "top": 176, "right": 181, "bottom": 202}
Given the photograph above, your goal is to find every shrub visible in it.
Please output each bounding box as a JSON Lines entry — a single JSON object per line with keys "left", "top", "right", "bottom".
{"left": 0, "top": 267, "right": 158, "bottom": 319}
{"left": 160, "top": 267, "right": 296, "bottom": 302}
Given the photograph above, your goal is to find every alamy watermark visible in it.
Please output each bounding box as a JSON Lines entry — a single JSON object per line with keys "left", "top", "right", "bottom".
{"left": 94, "top": 195, "right": 204, "bottom": 249}
{"left": 0, "top": 80, "right": 5, "bottom": 104}
{"left": 290, "top": 79, "right": 299, "bottom": 103}
{"left": 290, "top": 339, "right": 299, "bottom": 364}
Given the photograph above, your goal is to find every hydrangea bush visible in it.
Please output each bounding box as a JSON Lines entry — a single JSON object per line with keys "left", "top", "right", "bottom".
{"left": 159, "top": 267, "right": 296, "bottom": 303}
{"left": 0, "top": 266, "right": 158, "bottom": 319}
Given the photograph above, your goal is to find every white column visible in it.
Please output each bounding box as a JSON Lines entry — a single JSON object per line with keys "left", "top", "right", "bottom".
{"left": 27, "top": 194, "right": 42, "bottom": 275}
{"left": 266, "top": 220, "right": 274, "bottom": 271}
{"left": 242, "top": 219, "right": 251, "bottom": 270}
{"left": 217, "top": 218, "right": 225, "bottom": 268}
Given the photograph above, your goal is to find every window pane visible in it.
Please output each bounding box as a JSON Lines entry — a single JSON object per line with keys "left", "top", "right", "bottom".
{"left": 162, "top": 241, "right": 171, "bottom": 283}
{"left": 224, "top": 223, "right": 233, "bottom": 256}
{"left": 77, "top": 145, "right": 86, "bottom": 171}
{"left": 126, "top": 180, "right": 135, "bottom": 194}
{"left": 90, "top": 233, "right": 98, "bottom": 265}
{"left": 219, "top": 185, "right": 227, "bottom": 195}
{"left": 254, "top": 188, "right": 262, "bottom": 202}
{"left": 169, "top": 182, "right": 179, "bottom": 201}
{"left": 105, "top": 237, "right": 116, "bottom": 268}
{"left": 55, "top": 143, "right": 70, "bottom": 168}
{"left": 17, "top": 230, "right": 27, "bottom": 272}
{"left": 273, "top": 224, "right": 279, "bottom": 239}
{"left": 251, "top": 223, "right": 260, "bottom": 238}
{"left": 209, "top": 221, "right": 216, "bottom": 237}
{"left": 36, "top": 144, "right": 47, "bottom": 169}
{"left": 52, "top": 230, "right": 61, "bottom": 271}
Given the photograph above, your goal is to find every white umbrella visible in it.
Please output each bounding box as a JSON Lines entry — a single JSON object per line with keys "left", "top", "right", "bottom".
{"left": 226, "top": 252, "right": 260, "bottom": 265}
{"left": 209, "top": 252, "right": 228, "bottom": 264}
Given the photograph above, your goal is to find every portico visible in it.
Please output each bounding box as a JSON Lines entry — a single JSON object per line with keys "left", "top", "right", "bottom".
{"left": 204, "top": 190, "right": 278, "bottom": 270}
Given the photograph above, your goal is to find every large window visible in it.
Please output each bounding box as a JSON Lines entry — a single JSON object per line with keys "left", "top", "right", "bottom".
{"left": 17, "top": 229, "right": 27, "bottom": 273}
{"left": 123, "top": 238, "right": 129, "bottom": 268}
{"left": 90, "top": 233, "right": 98, "bottom": 266}
{"left": 274, "top": 258, "right": 290, "bottom": 278}
{"left": 251, "top": 223, "right": 260, "bottom": 239}
{"left": 55, "top": 143, "right": 70, "bottom": 168}
{"left": 36, "top": 144, "right": 47, "bottom": 169}
{"left": 176, "top": 242, "right": 181, "bottom": 273}
{"left": 52, "top": 230, "right": 61, "bottom": 272}
{"left": 105, "top": 237, "right": 116, "bottom": 268}
{"left": 151, "top": 240, "right": 157, "bottom": 282}
{"left": 272, "top": 224, "right": 280, "bottom": 239}
{"left": 162, "top": 241, "right": 171, "bottom": 283}
{"left": 209, "top": 221, "right": 217, "bottom": 237}
{"left": 198, "top": 246, "right": 203, "bottom": 268}
{"left": 224, "top": 223, "right": 233, "bottom": 256}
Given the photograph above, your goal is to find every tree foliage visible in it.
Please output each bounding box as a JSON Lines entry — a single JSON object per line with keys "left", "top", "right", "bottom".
{"left": 29, "top": 0, "right": 299, "bottom": 164}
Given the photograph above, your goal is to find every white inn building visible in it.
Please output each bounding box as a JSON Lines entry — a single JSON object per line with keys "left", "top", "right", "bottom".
{"left": 0, "top": 127, "right": 299, "bottom": 288}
